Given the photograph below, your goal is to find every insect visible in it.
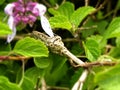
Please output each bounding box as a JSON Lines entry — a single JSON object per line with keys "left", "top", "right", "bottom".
{"left": 32, "top": 31, "right": 85, "bottom": 66}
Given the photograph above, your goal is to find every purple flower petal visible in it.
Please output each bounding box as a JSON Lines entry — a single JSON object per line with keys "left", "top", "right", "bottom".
{"left": 33, "top": 3, "right": 46, "bottom": 16}
{"left": 14, "top": 13, "right": 22, "bottom": 25}
{"left": 26, "top": 2, "right": 37, "bottom": 11}
{"left": 4, "top": 3, "right": 15, "bottom": 15}
{"left": 32, "top": 8, "right": 39, "bottom": 16}
{"left": 28, "top": 14, "right": 37, "bottom": 22}
{"left": 21, "top": 16, "right": 29, "bottom": 24}
{"left": 7, "top": 16, "right": 16, "bottom": 43}
{"left": 14, "top": 2, "right": 25, "bottom": 13}
{"left": 18, "top": 0, "right": 23, "bottom": 3}
{"left": 40, "top": 16, "right": 54, "bottom": 37}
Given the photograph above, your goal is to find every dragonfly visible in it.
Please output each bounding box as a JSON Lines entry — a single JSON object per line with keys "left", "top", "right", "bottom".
{"left": 31, "top": 31, "right": 85, "bottom": 66}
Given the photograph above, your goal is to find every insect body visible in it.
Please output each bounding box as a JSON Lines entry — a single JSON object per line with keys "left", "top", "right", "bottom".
{"left": 32, "top": 31, "right": 85, "bottom": 66}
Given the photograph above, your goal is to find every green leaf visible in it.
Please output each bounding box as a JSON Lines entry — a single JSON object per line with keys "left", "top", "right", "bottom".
{"left": 83, "top": 39, "right": 101, "bottom": 61}
{"left": 0, "top": 0, "right": 5, "bottom": 5}
{"left": 96, "top": 20, "right": 108, "bottom": 35}
{"left": 25, "top": 67, "right": 45, "bottom": 84}
{"left": 116, "top": 0, "right": 120, "bottom": 10}
{"left": 13, "top": 37, "right": 48, "bottom": 57}
{"left": 71, "top": 43, "right": 84, "bottom": 56}
{"left": 116, "top": 37, "right": 120, "bottom": 47}
{"left": 70, "top": 68, "right": 83, "bottom": 86}
{"left": 0, "top": 41, "right": 11, "bottom": 55}
{"left": 109, "top": 47, "right": 120, "bottom": 59}
{"left": 0, "top": 76, "right": 21, "bottom": 90}
{"left": 48, "top": 8, "right": 60, "bottom": 16}
{"left": 81, "top": 18, "right": 97, "bottom": 38}
{"left": 0, "top": 21, "right": 11, "bottom": 35}
{"left": 94, "top": 65, "right": 120, "bottom": 90}
{"left": 34, "top": 57, "right": 50, "bottom": 68}
{"left": 87, "top": 35, "right": 103, "bottom": 45}
{"left": 48, "top": 0, "right": 58, "bottom": 6}
{"left": 0, "top": 64, "right": 7, "bottom": 75}
{"left": 103, "top": 17, "right": 120, "bottom": 39}
{"left": 81, "top": 18, "right": 108, "bottom": 38}
{"left": 45, "top": 54, "right": 68, "bottom": 85}
{"left": 49, "top": 15, "right": 72, "bottom": 30}
{"left": 21, "top": 77, "right": 34, "bottom": 90}
{"left": 57, "top": 2, "right": 74, "bottom": 19}
{"left": 87, "top": 35, "right": 107, "bottom": 48}
{"left": 0, "top": 12, "right": 6, "bottom": 21}
{"left": 8, "top": 0, "right": 17, "bottom": 3}
{"left": 96, "top": 11, "right": 104, "bottom": 19}
{"left": 70, "top": 6, "right": 95, "bottom": 30}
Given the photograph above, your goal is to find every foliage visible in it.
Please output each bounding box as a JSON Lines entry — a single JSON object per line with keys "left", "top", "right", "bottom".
{"left": 0, "top": 0, "right": 120, "bottom": 90}
{"left": 13, "top": 37, "right": 48, "bottom": 57}
{"left": 0, "top": 21, "right": 11, "bottom": 35}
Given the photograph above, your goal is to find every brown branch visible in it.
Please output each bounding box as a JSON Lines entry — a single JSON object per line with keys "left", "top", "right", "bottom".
{"left": 74, "top": 61, "right": 117, "bottom": 68}
{"left": 0, "top": 56, "right": 116, "bottom": 68}
{"left": 85, "top": 0, "right": 89, "bottom": 6}
{"left": 77, "top": 25, "right": 97, "bottom": 31}
{"left": 81, "top": 0, "right": 108, "bottom": 26}
{"left": 0, "top": 35, "right": 23, "bottom": 41}
{"left": 0, "top": 56, "right": 30, "bottom": 61}
{"left": 63, "top": 38, "right": 78, "bottom": 42}
{"left": 95, "top": 0, "right": 101, "bottom": 8}
{"left": 0, "top": 33, "right": 29, "bottom": 41}
{"left": 76, "top": 25, "right": 97, "bottom": 34}
{"left": 91, "top": 0, "right": 109, "bottom": 15}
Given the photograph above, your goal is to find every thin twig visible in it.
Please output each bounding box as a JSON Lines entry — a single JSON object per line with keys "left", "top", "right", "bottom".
{"left": 99, "top": 10, "right": 114, "bottom": 20}
{"left": 0, "top": 33, "right": 30, "bottom": 41}
{"left": 0, "top": 35, "right": 23, "bottom": 41}
{"left": 76, "top": 25, "right": 97, "bottom": 34}
{"left": 85, "top": 0, "right": 89, "bottom": 6}
{"left": 67, "top": 59, "right": 116, "bottom": 68}
{"left": 61, "top": 0, "right": 66, "bottom": 5}
{"left": 0, "top": 56, "right": 30, "bottom": 61}
{"left": 69, "top": 56, "right": 117, "bottom": 68}
{"left": 91, "top": 0, "right": 109, "bottom": 15}
{"left": 72, "top": 69, "right": 89, "bottom": 90}
{"left": 83, "top": 61, "right": 116, "bottom": 68}
{"left": 63, "top": 38, "right": 78, "bottom": 42}
{"left": 113, "top": 0, "right": 120, "bottom": 17}
{"left": 42, "top": 0, "right": 52, "bottom": 8}
{"left": 18, "top": 60, "right": 25, "bottom": 86}
{"left": 41, "top": 78, "right": 47, "bottom": 90}
{"left": 95, "top": 0, "right": 101, "bottom": 8}
{"left": 82, "top": 0, "right": 108, "bottom": 26}
{"left": 77, "top": 25, "right": 97, "bottom": 31}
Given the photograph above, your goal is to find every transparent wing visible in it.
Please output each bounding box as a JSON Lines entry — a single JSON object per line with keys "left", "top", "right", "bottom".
{"left": 40, "top": 15, "right": 54, "bottom": 37}
{"left": 7, "top": 16, "right": 16, "bottom": 43}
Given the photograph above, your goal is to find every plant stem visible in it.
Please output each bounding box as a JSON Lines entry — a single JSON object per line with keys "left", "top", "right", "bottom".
{"left": 18, "top": 60, "right": 25, "bottom": 86}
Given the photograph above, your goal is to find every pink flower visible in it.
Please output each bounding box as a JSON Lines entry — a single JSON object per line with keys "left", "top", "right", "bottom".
{"left": 4, "top": 0, "right": 54, "bottom": 43}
